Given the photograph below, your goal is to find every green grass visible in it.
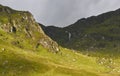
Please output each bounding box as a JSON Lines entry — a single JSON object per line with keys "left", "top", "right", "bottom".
{"left": 0, "top": 26, "right": 100, "bottom": 76}
{"left": 0, "top": 5, "right": 120, "bottom": 76}
{"left": 1, "top": 39, "right": 120, "bottom": 76}
{"left": 0, "top": 25, "right": 120, "bottom": 76}
{"left": 0, "top": 42, "right": 99, "bottom": 76}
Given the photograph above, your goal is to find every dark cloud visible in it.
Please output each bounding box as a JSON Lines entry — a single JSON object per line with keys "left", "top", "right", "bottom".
{"left": 0, "top": 0, "right": 120, "bottom": 27}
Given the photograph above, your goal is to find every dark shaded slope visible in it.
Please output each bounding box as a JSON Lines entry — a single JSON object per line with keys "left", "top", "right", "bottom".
{"left": 41, "top": 8, "right": 120, "bottom": 51}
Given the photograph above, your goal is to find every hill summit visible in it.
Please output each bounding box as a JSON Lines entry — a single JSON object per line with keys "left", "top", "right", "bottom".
{"left": 0, "top": 4, "right": 59, "bottom": 53}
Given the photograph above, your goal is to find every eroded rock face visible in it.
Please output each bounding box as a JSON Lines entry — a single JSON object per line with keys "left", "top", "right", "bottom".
{"left": 0, "top": 4, "right": 59, "bottom": 53}
{"left": 39, "top": 37, "right": 59, "bottom": 53}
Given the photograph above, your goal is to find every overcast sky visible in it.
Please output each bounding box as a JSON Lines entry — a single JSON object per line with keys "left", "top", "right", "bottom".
{"left": 0, "top": 0, "right": 120, "bottom": 27}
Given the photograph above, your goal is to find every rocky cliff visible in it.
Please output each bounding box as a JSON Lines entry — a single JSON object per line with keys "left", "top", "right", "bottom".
{"left": 0, "top": 4, "right": 59, "bottom": 53}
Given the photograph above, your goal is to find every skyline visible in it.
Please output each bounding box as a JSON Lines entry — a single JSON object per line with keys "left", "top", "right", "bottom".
{"left": 0, "top": 0, "right": 120, "bottom": 27}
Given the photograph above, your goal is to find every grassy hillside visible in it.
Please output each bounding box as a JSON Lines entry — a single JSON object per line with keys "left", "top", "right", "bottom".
{"left": 0, "top": 4, "right": 120, "bottom": 76}
{"left": 0, "top": 4, "right": 59, "bottom": 53}
{"left": 1, "top": 28, "right": 120, "bottom": 76}
{"left": 0, "top": 28, "right": 99, "bottom": 76}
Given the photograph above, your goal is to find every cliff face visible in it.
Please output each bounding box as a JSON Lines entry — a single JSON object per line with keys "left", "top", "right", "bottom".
{"left": 0, "top": 4, "right": 59, "bottom": 53}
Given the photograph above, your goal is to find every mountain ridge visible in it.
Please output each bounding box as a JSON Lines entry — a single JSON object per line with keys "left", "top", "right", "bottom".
{"left": 41, "top": 8, "right": 120, "bottom": 51}
{"left": 1, "top": 4, "right": 120, "bottom": 76}
{"left": 0, "top": 4, "right": 59, "bottom": 53}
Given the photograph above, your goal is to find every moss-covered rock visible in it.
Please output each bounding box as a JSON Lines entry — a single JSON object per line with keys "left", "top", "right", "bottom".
{"left": 0, "top": 4, "right": 59, "bottom": 53}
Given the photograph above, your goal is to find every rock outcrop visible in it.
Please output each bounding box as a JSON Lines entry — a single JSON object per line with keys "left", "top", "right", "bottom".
{"left": 0, "top": 4, "right": 59, "bottom": 53}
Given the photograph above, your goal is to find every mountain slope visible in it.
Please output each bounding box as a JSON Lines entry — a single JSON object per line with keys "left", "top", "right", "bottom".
{"left": 41, "top": 8, "right": 120, "bottom": 51}
{"left": 0, "top": 4, "right": 59, "bottom": 53}
{"left": 1, "top": 4, "right": 120, "bottom": 76}
{"left": 1, "top": 31, "right": 120, "bottom": 76}
{"left": 0, "top": 4, "right": 100, "bottom": 76}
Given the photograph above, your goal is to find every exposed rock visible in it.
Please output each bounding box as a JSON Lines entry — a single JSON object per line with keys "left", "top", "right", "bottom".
{"left": 0, "top": 4, "right": 60, "bottom": 53}
{"left": 10, "top": 26, "right": 16, "bottom": 33}
{"left": 72, "top": 59, "right": 76, "bottom": 62}
{"left": 2, "top": 48, "right": 5, "bottom": 51}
